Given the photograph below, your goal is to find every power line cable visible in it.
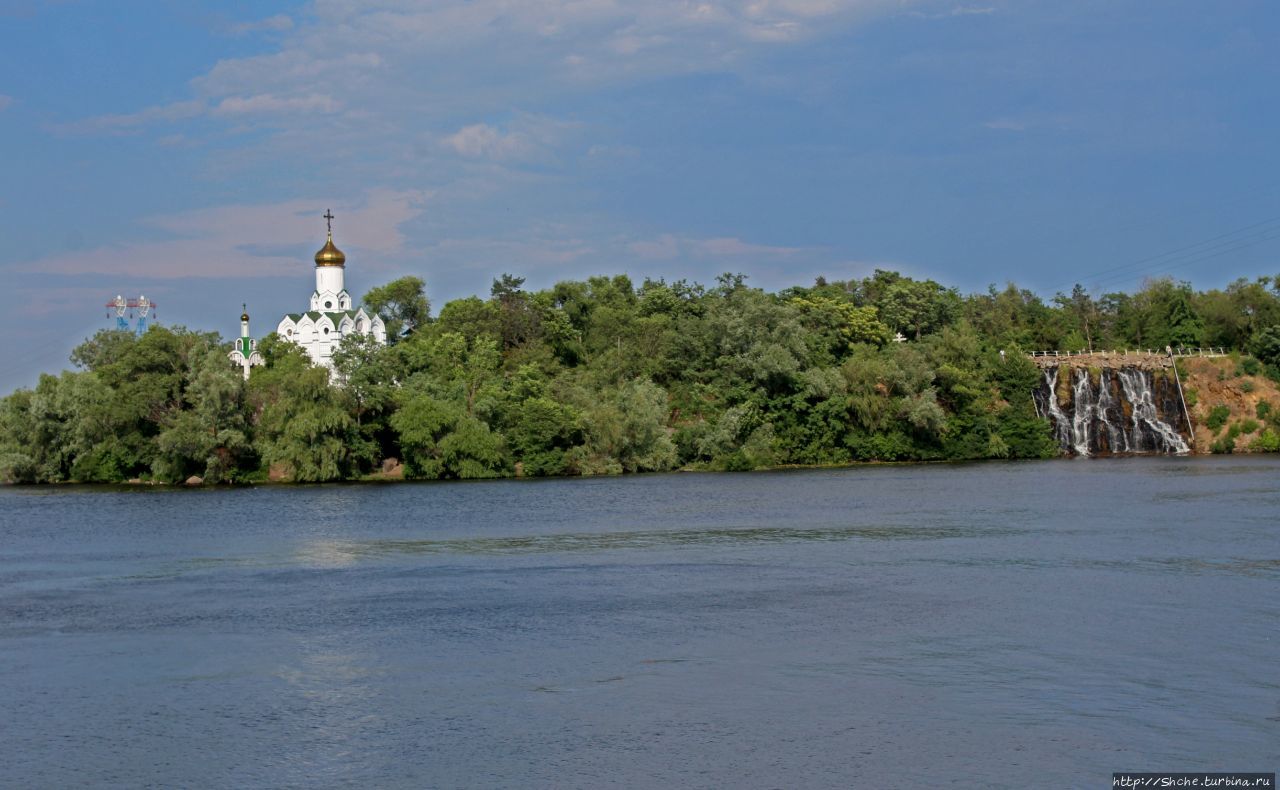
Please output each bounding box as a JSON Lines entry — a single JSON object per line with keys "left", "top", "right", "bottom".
{"left": 1047, "top": 213, "right": 1280, "bottom": 294}
{"left": 1085, "top": 228, "right": 1280, "bottom": 292}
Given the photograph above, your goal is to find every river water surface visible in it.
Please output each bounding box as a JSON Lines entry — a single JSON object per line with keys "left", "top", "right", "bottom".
{"left": 2, "top": 458, "right": 1277, "bottom": 787}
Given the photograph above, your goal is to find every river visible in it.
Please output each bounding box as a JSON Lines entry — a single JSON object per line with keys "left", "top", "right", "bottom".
{"left": 1, "top": 457, "right": 1277, "bottom": 787}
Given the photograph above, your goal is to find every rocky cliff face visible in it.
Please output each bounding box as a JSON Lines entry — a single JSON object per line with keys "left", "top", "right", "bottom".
{"left": 1033, "top": 365, "right": 1190, "bottom": 456}
{"left": 1180, "top": 358, "right": 1280, "bottom": 453}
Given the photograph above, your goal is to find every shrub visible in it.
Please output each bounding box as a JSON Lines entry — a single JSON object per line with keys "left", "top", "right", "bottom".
{"left": 1210, "top": 434, "right": 1235, "bottom": 454}
{"left": 1250, "top": 430, "right": 1280, "bottom": 453}
{"left": 1183, "top": 387, "right": 1198, "bottom": 408}
{"left": 1257, "top": 401, "right": 1272, "bottom": 421}
{"left": 1238, "top": 418, "right": 1260, "bottom": 435}
{"left": 0, "top": 452, "right": 36, "bottom": 484}
{"left": 1240, "top": 379, "right": 1255, "bottom": 394}
{"left": 1252, "top": 326, "right": 1280, "bottom": 366}
{"left": 1206, "top": 405, "right": 1231, "bottom": 433}
{"left": 1240, "top": 356, "right": 1261, "bottom": 376}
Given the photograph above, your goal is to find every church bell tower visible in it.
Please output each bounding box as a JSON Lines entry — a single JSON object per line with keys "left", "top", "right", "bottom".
{"left": 311, "top": 209, "right": 351, "bottom": 312}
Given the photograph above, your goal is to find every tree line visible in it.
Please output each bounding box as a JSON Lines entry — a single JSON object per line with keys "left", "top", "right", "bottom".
{"left": 3, "top": 270, "right": 1279, "bottom": 484}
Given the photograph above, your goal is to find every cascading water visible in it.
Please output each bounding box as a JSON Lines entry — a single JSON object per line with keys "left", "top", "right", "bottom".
{"left": 1070, "top": 369, "right": 1093, "bottom": 456}
{"left": 1116, "top": 368, "right": 1190, "bottom": 454}
{"left": 1033, "top": 365, "right": 1189, "bottom": 456}
{"left": 1093, "top": 368, "right": 1128, "bottom": 453}
{"left": 1036, "top": 367, "right": 1074, "bottom": 450}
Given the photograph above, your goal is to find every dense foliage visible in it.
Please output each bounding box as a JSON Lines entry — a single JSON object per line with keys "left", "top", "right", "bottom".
{"left": 4, "top": 271, "right": 1280, "bottom": 484}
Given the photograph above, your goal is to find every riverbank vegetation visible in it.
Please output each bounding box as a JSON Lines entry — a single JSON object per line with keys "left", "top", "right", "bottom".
{"left": 3, "top": 271, "right": 1280, "bottom": 484}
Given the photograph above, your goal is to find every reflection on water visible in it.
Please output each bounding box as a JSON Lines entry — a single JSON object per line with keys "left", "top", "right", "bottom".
{"left": 306, "top": 522, "right": 1025, "bottom": 562}
{"left": 2, "top": 455, "right": 1278, "bottom": 788}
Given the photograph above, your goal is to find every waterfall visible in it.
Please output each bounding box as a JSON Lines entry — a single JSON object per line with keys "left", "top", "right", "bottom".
{"left": 1034, "top": 365, "right": 1189, "bottom": 456}
{"left": 1035, "top": 367, "right": 1073, "bottom": 449}
{"left": 1070, "top": 369, "right": 1093, "bottom": 456}
{"left": 1094, "top": 369, "right": 1128, "bottom": 453}
{"left": 1116, "top": 368, "right": 1190, "bottom": 454}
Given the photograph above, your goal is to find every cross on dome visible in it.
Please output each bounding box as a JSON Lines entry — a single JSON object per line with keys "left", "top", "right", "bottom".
{"left": 314, "top": 210, "right": 346, "bottom": 267}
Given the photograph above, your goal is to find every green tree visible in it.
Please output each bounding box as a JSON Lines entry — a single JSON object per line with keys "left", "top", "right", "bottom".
{"left": 506, "top": 396, "right": 581, "bottom": 476}
{"left": 364, "top": 276, "right": 431, "bottom": 342}
{"left": 569, "top": 379, "right": 678, "bottom": 474}
{"left": 250, "top": 352, "right": 365, "bottom": 482}
{"left": 390, "top": 391, "right": 459, "bottom": 478}
{"left": 153, "top": 348, "right": 251, "bottom": 482}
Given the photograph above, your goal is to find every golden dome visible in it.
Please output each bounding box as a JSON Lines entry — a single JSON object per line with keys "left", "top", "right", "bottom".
{"left": 314, "top": 232, "right": 346, "bottom": 267}
{"left": 241, "top": 311, "right": 250, "bottom": 322}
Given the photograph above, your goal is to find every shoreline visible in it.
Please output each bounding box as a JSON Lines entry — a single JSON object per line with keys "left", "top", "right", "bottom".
{"left": 0, "top": 451, "right": 1242, "bottom": 489}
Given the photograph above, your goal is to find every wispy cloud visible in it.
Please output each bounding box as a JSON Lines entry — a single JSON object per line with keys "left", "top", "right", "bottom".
{"left": 441, "top": 114, "right": 579, "bottom": 164}
{"left": 211, "top": 93, "right": 341, "bottom": 117}
{"left": 60, "top": 0, "right": 906, "bottom": 142}
{"left": 56, "top": 100, "right": 205, "bottom": 134}
{"left": 228, "top": 14, "right": 293, "bottom": 36}
{"left": 910, "top": 5, "right": 996, "bottom": 20}
{"left": 629, "top": 233, "right": 808, "bottom": 261}
{"left": 59, "top": 92, "right": 342, "bottom": 135}
{"left": 0, "top": 94, "right": 12, "bottom": 112}
{"left": 12, "top": 190, "right": 426, "bottom": 279}
{"left": 445, "top": 123, "right": 534, "bottom": 160}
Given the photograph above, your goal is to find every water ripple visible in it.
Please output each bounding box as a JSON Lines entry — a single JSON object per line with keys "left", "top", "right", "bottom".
{"left": 299, "top": 523, "right": 1022, "bottom": 562}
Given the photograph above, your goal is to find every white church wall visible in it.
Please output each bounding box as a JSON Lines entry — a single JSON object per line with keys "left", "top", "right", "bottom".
{"left": 277, "top": 219, "right": 389, "bottom": 376}
{"left": 316, "top": 266, "right": 344, "bottom": 297}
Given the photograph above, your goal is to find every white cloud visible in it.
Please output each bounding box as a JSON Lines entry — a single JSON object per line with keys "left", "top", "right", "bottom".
{"left": 441, "top": 114, "right": 578, "bottom": 163}
{"left": 64, "top": 0, "right": 908, "bottom": 139}
{"left": 910, "top": 5, "right": 996, "bottom": 19}
{"left": 211, "top": 93, "right": 341, "bottom": 117}
{"left": 0, "top": 94, "right": 12, "bottom": 112}
{"left": 444, "top": 124, "right": 534, "bottom": 160}
{"left": 194, "top": 51, "right": 384, "bottom": 99}
{"left": 62, "top": 91, "right": 344, "bottom": 135}
{"left": 14, "top": 189, "right": 426, "bottom": 279}
{"left": 57, "top": 100, "right": 205, "bottom": 134}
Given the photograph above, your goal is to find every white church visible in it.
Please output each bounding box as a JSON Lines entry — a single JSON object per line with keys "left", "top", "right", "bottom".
{"left": 276, "top": 210, "right": 387, "bottom": 369}
{"left": 230, "top": 210, "right": 387, "bottom": 379}
{"left": 228, "top": 305, "right": 265, "bottom": 380}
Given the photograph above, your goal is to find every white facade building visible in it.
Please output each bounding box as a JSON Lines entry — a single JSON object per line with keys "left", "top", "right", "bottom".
{"left": 276, "top": 214, "right": 387, "bottom": 370}
{"left": 228, "top": 306, "right": 265, "bottom": 380}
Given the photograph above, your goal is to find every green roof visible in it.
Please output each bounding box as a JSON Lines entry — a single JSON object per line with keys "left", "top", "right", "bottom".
{"left": 284, "top": 308, "right": 370, "bottom": 326}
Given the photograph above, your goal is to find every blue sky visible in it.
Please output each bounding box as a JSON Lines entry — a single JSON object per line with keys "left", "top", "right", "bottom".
{"left": 2, "top": 0, "right": 1279, "bottom": 391}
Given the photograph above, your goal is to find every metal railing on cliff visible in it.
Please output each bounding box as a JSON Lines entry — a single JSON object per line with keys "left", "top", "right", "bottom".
{"left": 1026, "top": 347, "right": 1227, "bottom": 359}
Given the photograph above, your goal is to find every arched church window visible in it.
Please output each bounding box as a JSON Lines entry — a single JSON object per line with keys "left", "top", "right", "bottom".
{"left": 323, "top": 327, "right": 330, "bottom": 334}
